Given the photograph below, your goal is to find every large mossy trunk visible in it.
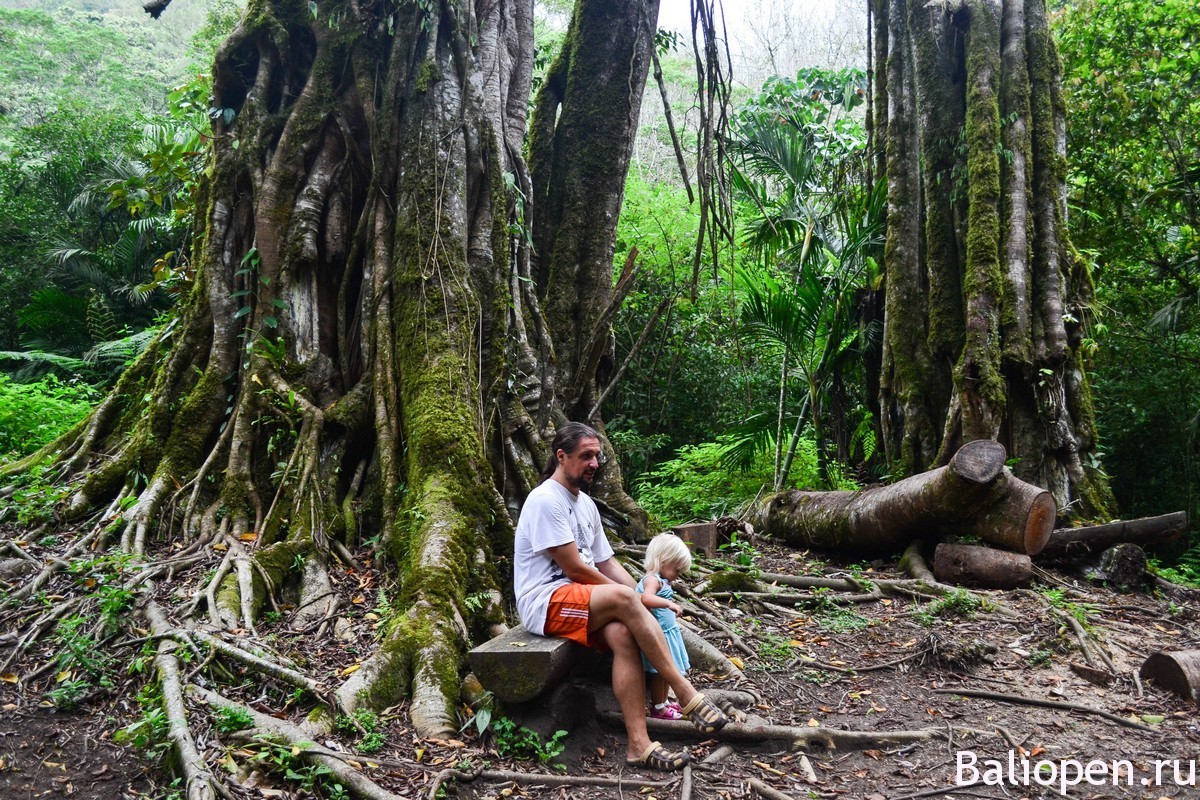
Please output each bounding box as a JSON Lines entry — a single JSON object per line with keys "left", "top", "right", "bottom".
{"left": 871, "top": 0, "right": 1114, "bottom": 520}
{"left": 5, "top": 0, "right": 657, "bottom": 738}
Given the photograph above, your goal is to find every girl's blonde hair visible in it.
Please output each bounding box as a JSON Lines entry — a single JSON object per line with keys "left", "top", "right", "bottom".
{"left": 644, "top": 532, "right": 692, "bottom": 575}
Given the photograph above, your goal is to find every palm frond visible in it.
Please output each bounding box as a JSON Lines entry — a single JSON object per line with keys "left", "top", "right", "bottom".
{"left": 717, "top": 412, "right": 778, "bottom": 472}
{"left": 1150, "top": 293, "right": 1196, "bottom": 334}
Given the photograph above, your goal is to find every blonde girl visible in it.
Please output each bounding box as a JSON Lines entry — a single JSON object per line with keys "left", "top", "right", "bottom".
{"left": 637, "top": 532, "right": 692, "bottom": 719}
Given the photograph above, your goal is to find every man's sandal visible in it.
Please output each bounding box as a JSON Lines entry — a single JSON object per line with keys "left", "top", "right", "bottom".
{"left": 680, "top": 693, "right": 729, "bottom": 735}
{"left": 626, "top": 741, "right": 689, "bottom": 771}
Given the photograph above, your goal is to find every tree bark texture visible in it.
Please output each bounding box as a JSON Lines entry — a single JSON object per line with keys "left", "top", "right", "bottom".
{"left": 5, "top": 0, "right": 659, "bottom": 738}
{"left": 752, "top": 440, "right": 1055, "bottom": 556}
{"left": 870, "top": 0, "right": 1114, "bottom": 521}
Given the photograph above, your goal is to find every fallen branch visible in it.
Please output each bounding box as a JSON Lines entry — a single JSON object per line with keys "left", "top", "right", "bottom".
{"left": 933, "top": 688, "right": 1155, "bottom": 732}
{"left": 1039, "top": 512, "right": 1187, "bottom": 559}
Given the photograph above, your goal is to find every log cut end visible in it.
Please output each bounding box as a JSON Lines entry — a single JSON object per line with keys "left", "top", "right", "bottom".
{"left": 1024, "top": 491, "right": 1056, "bottom": 555}
{"left": 1139, "top": 651, "right": 1200, "bottom": 705}
{"left": 949, "top": 440, "right": 1007, "bottom": 484}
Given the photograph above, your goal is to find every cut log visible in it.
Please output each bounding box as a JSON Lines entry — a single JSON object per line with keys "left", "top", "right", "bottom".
{"left": 1038, "top": 511, "right": 1187, "bottom": 559}
{"left": 1139, "top": 650, "right": 1200, "bottom": 705}
{"left": 752, "top": 441, "right": 1055, "bottom": 556}
{"left": 1079, "top": 543, "right": 1147, "bottom": 593}
{"left": 466, "top": 626, "right": 583, "bottom": 703}
{"left": 932, "top": 543, "right": 1033, "bottom": 589}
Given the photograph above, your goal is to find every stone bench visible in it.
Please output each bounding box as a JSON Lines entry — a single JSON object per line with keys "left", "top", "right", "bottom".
{"left": 466, "top": 625, "right": 584, "bottom": 703}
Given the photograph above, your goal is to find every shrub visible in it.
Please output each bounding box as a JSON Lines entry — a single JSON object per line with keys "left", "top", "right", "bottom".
{"left": 0, "top": 374, "right": 97, "bottom": 459}
{"left": 634, "top": 438, "right": 775, "bottom": 526}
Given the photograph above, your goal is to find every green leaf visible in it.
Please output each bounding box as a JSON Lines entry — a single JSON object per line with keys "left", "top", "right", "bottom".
{"left": 234, "top": 306, "right": 252, "bottom": 319}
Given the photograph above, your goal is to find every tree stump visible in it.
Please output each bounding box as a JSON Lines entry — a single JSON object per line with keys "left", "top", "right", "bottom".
{"left": 672, "top": 522, "right": 720, "bottom": 556}
{"left": 1081, "top": 543, "right": 1147, "bottom": 593}
{"left": 933, "top": 543, "right": 1033, "bottom": 589}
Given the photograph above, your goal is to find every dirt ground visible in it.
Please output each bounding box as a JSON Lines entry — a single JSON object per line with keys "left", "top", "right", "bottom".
{"left": 2, "top": 528, "right": 1198, "bottom": 800}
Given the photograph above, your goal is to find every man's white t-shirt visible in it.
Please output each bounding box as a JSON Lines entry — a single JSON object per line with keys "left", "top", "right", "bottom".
{"left": 514, "top": 479, "right": 614, "bottom": 635}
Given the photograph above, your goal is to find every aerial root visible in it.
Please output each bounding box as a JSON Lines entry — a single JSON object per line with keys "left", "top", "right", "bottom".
{"left": 188, "top": 685, "right": 407, "bottom": 800}
{"left": 145, "top": 601, "right": 218, "bottom": 800}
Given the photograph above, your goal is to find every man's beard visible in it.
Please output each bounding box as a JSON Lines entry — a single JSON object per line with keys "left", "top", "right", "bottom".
{"left": 568, "top": 470, "right": 595, "bottom": 490}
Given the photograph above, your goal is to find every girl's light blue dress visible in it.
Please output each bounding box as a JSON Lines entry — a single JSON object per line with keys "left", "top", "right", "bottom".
{"left": 636, "top": 572, "right": 690, "bottom": 674}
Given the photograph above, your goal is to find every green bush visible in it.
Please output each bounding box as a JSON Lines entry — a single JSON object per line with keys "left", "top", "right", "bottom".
{"left": 0, "top": 375, "right": 97, "bottom": 459}
{"left": 634, "top": 437, "right": 778, "bottom": 525}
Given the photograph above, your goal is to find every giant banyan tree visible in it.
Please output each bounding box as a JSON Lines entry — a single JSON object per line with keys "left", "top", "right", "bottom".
{"left": 2, "top": 0, "right": 661, "bottom": 751}
{"left": 868, "top": 0, "right": 1114, "bottom": 518}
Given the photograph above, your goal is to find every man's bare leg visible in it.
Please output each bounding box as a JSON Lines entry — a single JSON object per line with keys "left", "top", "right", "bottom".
{"left": 595, "top": 620, "right": 658, "bottom": 760}
{"left": 587, "top": 585, "right": 700, "bottom": 708}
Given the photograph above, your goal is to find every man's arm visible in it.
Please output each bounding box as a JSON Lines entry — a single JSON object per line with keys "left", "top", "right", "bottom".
{"left": 546, "top": 542, "right": 618, "bottom": 585}
{"left": 595, "top": 556, "right": 637, "bottom": 589}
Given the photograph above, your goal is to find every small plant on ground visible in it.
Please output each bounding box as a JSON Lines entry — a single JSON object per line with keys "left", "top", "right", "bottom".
{"left": 911, "top": 590, "right": 983, "bottom": 625}
{"left": 115, "top": 684, "right": 174, "bottom": 761}
{"left": 756, "top": 630, "right": 795, "bottom": 671}
{"left": 1027, "top": 648, "right": 1053, "bottom": 668}
{"left": 800, "top": 589, "right": 871, "bottom": 633}
{"left": 336, "top": 708, "right": 387, "bottom": 754}
{"left": 720, "top": 531, "right": 762, "bottom": 577}
{"left": 213, "top": 705, "right": 255, "bottom": 732}
{"left": 250, "top": 740, "right": 348, "bottom": 798}
{"left": 490, "top": 716, "right": 568, "bottom": 768}
{"left": 1040, "top": 587, "right": 1097, "bottom": 628}
{"left": 0, "top": 374, "right": 98, "bottom": 460}
{"left": 460, "top": 691, "right": 494, "bottom": 737}
{"left": 1150, "top": 544, "right": 1200, "bottom": 588}
{"left": 798, "top": 587, "right": 871, "bottom": 633}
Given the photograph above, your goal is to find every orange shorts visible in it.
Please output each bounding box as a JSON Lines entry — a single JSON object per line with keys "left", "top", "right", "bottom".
{"left": 544, "top": 583, "right": 606, "bottom": 650}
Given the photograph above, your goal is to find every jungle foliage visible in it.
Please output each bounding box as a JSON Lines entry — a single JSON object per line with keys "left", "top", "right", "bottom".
{"left": 1054, "top": 0, "right": 1200, "bottom": 524}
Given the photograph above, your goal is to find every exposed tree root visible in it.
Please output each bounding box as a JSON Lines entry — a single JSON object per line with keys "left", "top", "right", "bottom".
{"left": 750, "top": 777, "right": 801, "bottom": 800}
{"left": 596, "top": 709, "right": 988, "bottom": 751}
{"left": 188, "top": 686, "right": 406, "bottom": 800}
{"left": 425, "top": 764, "right": 672, "bottom": 800}
{"left": 146, "top": 602, "right": 218, "bottom": 800}
{"left": 933, "top": 687, "right": 1155, "bottom": 733}
{"left": 1024, "top": 589, "right": 1116, "bottom": 670}
{"left": 184, "top": 629, "right": 341, "bottom": 713}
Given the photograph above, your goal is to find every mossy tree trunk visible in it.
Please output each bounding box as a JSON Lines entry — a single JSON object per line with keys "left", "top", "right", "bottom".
{"left": 871, "top": 0, "right": 1113, "bottom": 520}
{"left": 4, "top": 0, "right": 657, "bottom": 741}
